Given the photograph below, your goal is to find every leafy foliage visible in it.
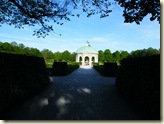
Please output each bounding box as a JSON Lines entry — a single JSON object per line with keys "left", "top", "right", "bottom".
{"left": 98, "top": 48, "right": 159, "bottom": 64}
{"left": 120, "top": 50, "right": 130, "bottom": 60}
{"left": 41, "top": 48, "right": 54, "bottom": 59}
{"left": 0, "top": 0, "right": 160, "bottom": 37}
{"left": 130, "top": 47, "right": 160, "bottom": 58}
{"left": 112, "top": 50, "right": 120, "bottom": 63}
{"left": 61, "top": 50, "right": 71, "bottom": 61}
{"left": 0, "top": 41, "right": 42, "bottom": 57}
{"left": 0, "top": 0, "right": 113, "bottom": 37}
{"left": 104, "top": 49, "right": 113, "bottom": 62}
{"left": 98, "top": 50, "right": 105, "bottom": 62}
{"left": 116, "top": 0, "right": 160, "bottom": 24}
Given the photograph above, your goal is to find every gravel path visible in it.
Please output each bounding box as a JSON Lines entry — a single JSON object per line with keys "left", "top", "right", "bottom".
{"left": 6, "top": 66, "right": 141, "bottom": 120}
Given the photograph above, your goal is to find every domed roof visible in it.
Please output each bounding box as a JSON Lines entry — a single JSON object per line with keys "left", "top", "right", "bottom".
{"left": 76, "top": 42, "right": 98, "bottom": 54}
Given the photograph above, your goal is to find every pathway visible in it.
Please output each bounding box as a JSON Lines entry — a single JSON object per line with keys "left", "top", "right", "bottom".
{"left": 6, "top": 66, "right": 141, "bottom": 120}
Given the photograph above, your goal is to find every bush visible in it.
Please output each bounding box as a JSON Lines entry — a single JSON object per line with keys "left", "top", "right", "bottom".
{"left": 0, "top": 52, "right": 50, "bottom": 116}
{"left": 115, "top": 54, "right": 160, "bottom": 120}
{"left": 67, "top": 64, "right": 80, "bottom": 74}
{"left": 104, "top": 62, "right": 118, "bottom": 77}
{"left": 52, "top": 62, "right": 68, "bottom": 76}
{"left": 68, "top": 62, "right": 82, "bottom": 65}
{"left": 51, "top": 62, "right": 81, "bottom": 76}
{"left": 93, "top": 62, "right": 118, "bottom": 77}
{"left": 93, "top": 63, "right": 104, "bottom": 76}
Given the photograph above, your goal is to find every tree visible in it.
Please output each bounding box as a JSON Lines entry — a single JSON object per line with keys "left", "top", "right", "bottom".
{"left": 98, "top": 50, "right": 105, "bottom": 62}
{"left": 130, "top": 47, "right": 160, "bottom": 58}
{"left": 146, "top": 47, "right": 160, "bottom": 56}
{"left": 130, "top": 50, "right": 141, "bottom": 58}
{"left": 54, "top": 51, "right": 62, "bottom": 61}
{"left": 62, "top": 50, "right": 71, "bottom": 61}
{"left": 9, "top": 41, "right": 19, "bottom": 53}
{"left": 18, "top": 43, "right": 25, "bottom": 49}
{"left": 120, "top": 51, "right": 130, "bottom": 60}
{"left": 0, "top": 42, "right": 13, "bottom": 52}
{"left": 0, "top": 41, "right": 42, "bottom": 57}
{"left": 29, "top": 48, "right": 43, "bottom": 57}
{"left": 112, "top": 50, "right": 120, "bottom": 63}
{"left": 116, "top": 0, "right": 160, "bottom": 24}
{"left": 70, "top": 52, "right": 76, "bottom": 62}
{"left": 104, "top": 49, "right": 112, "bottom": 62}
{"left": 0, "top": 0, "right": 160, "bottom": 37}
{"left": 10, "top": 41, "right": 18, "bottom": 46}
{"left": 41, "top": 49, "right": 54, "bottom": 59}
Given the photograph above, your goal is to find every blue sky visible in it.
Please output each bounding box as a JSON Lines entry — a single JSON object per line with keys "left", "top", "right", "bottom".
{"left": 0, "top": 4, "right": 160, "bottom": 53}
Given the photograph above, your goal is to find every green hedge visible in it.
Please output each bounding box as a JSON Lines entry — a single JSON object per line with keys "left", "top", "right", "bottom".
{"left": 93, "top": 64, "right": 104, "bottom": 76}
{"left": 0, "top": 52, "right": 50, "bottom": 117}
{"left": 93, "top": 62, "right": 118, "bottom": 77}
{"left": 115, "top": 54, "right": 160, "bottom": 120}
{"left": 104, "top": 62, "right": 118, "bottom": 77}
{"left": 50, "top": 62, "right": 80, "bottom": 76}
{"left": 67, "top": 64, "right": 80, "bottom": 74}
{"left": 52, "top": 62, "right": 67, "bottom": 76}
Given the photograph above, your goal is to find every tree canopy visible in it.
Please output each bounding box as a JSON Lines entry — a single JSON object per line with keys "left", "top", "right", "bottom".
{"left": 0, "top": 41, "right": 43, "bottom": 57}
{"left": 0, "top": 0, "right": 160, "bottom": 37}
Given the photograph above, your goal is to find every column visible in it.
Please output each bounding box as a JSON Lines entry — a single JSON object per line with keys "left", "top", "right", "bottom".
{"left": 82, "top": 56, "right": 85, "bottom": 66}
{"left": 76, "top": 54, "right": 79, "bottom": 62}
{"left": 94, "top": 55, "right": 98, "bottom": 63}
{"left": 89, "top": 56, "right": 92, "bottom": 66}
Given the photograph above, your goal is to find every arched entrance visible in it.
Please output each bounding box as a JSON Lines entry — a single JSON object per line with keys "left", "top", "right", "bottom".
{"left": 92, "top": 56, "right": 95, "bottom": 63}
{"left": 85, "top": 56, "right": 89, "bottom": 66}
{"left": 79, "top": 56, "right": 82, "bottom": 62}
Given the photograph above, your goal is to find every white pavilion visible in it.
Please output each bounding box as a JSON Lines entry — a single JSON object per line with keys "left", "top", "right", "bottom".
{"left": 76, "top": 41, "right": 98, "bottom": 66}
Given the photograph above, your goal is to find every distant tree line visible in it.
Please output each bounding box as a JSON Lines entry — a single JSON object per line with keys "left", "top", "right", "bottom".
{"left": 0, "top": 41, "right": 160, "bottom": 63}
{"left": 99, "top": 48, "right": 160, "bottom": 64}
{"left": 41, "top": 49, "right": 76, "bottom": 62}
{"left": 0, "top": 41, "right": 42, "bottom": 57}
{"left": 0, "top": 41, "right": 76, "bottom": 62}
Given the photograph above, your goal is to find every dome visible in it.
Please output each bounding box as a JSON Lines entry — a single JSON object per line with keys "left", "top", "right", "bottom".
{"left": 76, "top": 43, "right": 98, "bottom": 54}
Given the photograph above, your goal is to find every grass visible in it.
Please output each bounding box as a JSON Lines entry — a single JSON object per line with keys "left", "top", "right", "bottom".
{"left": 45, "top": 62, "right": 53, "bottom": 68}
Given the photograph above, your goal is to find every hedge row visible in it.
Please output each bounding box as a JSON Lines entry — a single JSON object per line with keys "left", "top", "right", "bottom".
{"left": 52, "top": 62, "right": 68, "bottom": 76}
{"left": 104, "top": 62, "right": 118, "bottom": 77}
{"left": 115, "top": 54, "right": 160, "bottom": 120}
{"left": 0, "top": 52, "right": 50, "bottom": 117}
{"left": 47, "top": 62, "right": 80, "bottom": 76}
{"left": 93, "top": 62, "right": 118, "bottom": 77}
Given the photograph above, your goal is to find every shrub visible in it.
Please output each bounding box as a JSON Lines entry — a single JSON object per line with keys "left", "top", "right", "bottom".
{"left": 67, "top": 64, "right": 79, "bottom": 74}
{"left": 0, "top": 52, "right": 50, "bottom": 116}
{"left": 103, "top": 62, "right": 118, "bottom": 77}
{"left": 52, "top": 62, "right": 68, "bottom": 76}
{"left": 68, "top": 62, "right": 82, "bottom": 65}
{"left": 93, "top": 63, "right": 104, "bottom": 76}
{"left": 115, "top": 54, "right": 160, "bottom": 119}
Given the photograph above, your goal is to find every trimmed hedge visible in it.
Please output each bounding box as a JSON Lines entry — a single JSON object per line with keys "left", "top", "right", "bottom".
{"left": 104, "top": 62, "right": 118, "bottom": 77}
{"left": 0, "top": 52, "right": 50, "bottom": 116}
{"left": 52, "top": 62, "right": 68, "bottom": 76}
{"left": 115, "top": 54, "right": 160, "bottom": 120}
{"left": 51, "top": 62, "right": 80, "bottom": 76}
{"left": 93, "top": 64, "right": 104, "bottom": 76}
{"left": 67, "top": 64, "right": 79, "bottom": 74}
{"left": 93, "top": 62, "right": 118, "bottom": 77}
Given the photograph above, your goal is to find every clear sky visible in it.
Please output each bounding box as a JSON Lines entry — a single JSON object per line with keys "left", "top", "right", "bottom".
{"left": 0, "top": 4, "right": 160, "bottom": 53}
